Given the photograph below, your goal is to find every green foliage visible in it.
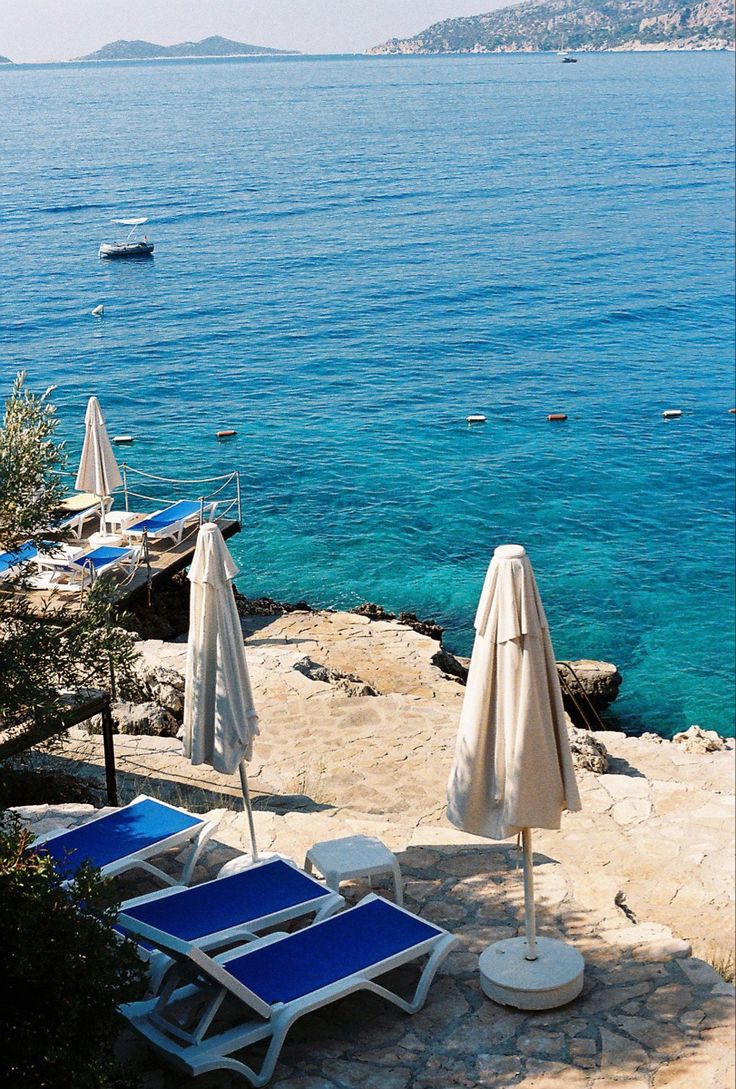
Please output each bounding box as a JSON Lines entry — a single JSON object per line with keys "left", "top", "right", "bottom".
{"left": 0, "top": 812, "right": 146, "bottom": 1089}
{"left": 0, "top": 372, "right": 67, "bottom": 552}
{"left": 0, "top": 374, "right": 140, "bottom": 754}
{"left": 0, "top": 581, "right": 140, "bottom": 744}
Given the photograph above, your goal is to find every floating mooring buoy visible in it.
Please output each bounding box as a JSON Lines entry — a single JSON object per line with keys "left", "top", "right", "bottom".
{"left": 113, "top": 435, "right": 134, "bottom": 445}
{"left": 662, "top": 409, "right": 683, "bottom": 419}
{"left": 466, "top": 414, "right": 487, "bottom": 424}
{"left": 547, "top": 413, "right": 567, "bottom": 422}
{"left": 91, "top": 304, "right": 104, "bottom": 317}
{"left": 216, "top": 429, "right": 237, "bottom": 439}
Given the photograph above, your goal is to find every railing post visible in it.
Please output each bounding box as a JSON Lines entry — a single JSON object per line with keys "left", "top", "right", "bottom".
{"left": 122, "top": 464, "right": 129, "bottom": 513}
{"left": 235, "top": 471, "right": 242, "bottom": 525}
{"left": 100, "top": 696, "right": 118, "bottom": 806}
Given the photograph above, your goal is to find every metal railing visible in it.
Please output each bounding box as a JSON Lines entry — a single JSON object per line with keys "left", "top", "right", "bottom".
{"left": 557, "top": 661, "right": 607, "bottom": 732}
{"left": 119, "top": 464, "right": 242, "bottom": 525}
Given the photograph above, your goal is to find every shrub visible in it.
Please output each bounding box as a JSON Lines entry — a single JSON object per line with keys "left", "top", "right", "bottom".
{"left": 0, "top": 812, "right": 146, "bottom": 1089}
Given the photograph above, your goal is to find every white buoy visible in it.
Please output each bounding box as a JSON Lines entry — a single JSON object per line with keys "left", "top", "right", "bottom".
{"left": 662, "top": 409, "right": 683, "bottom": 419}
{"left": 466, "top": 415, "right": 487, "bottom": 424}
{"left": 91, "top": 304, "right": 105, "bottom": 317}
{"left": 113, "top": 435, "right": 134, "bottom": 445}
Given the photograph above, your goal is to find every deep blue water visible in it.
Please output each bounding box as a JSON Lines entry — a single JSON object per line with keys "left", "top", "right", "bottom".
{"left": 1, "top": 53, "right": 734, "bottom": 737}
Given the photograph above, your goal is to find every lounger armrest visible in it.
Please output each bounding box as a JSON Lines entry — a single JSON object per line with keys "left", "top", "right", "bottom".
{"left": 180, "top": 811, "right": 224, "bottom": 886}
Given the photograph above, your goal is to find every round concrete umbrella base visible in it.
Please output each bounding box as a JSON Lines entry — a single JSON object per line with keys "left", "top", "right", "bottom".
{"left": 479, "top": 937, "right": 585, "bottom": 1010}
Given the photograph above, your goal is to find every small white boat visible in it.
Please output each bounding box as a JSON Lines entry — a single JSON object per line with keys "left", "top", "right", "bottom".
{"left": 99, "top": 217, "right": 154, "bottom": 259}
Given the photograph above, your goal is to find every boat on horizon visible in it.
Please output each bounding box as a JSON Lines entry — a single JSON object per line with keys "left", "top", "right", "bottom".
{"left": 98, "top": 217, "right": 154, "bottom": 259}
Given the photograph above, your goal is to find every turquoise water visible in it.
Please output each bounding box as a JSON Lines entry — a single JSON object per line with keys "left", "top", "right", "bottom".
{"left": 1, "top": 53, "right": 734, "bottom": 737}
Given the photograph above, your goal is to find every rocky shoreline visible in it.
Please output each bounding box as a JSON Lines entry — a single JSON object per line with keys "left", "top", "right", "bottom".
{"left": 16, "top": 584, "right": 734, "bottom": 1087}
{"left": 34, "top": 584, "right": 732, "bottom": 961}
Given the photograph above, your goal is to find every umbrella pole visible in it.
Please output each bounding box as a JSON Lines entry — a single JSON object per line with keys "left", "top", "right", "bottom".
{"left": 522, "top": 828, "right": 538, "bottom": 961}
{"left": 238, "top": 760, "right": 259, "bottom": 861}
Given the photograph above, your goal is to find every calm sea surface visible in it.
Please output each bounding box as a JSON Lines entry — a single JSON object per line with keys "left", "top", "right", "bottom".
{"left": 1, "top": 53, "right": 734, "bottom": 737}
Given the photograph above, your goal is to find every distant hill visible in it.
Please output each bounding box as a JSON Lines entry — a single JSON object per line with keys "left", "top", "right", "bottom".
{"left": 77, "top": 35, "right": 297, "bottom": 61}
{"left": 368, "top": 0, "right": 735, "bottom": 53}
{"left": 0, "top": 55, "right": 13, "bottom": 64}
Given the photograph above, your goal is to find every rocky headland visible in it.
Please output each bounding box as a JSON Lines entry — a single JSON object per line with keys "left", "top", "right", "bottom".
{"left": 368, "top": 0, "right": 735, "bottom": 54}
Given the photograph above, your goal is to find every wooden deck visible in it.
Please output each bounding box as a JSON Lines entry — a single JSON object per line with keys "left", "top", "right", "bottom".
{"left": 9, "top": 518, "right": 241, "bottom": 620}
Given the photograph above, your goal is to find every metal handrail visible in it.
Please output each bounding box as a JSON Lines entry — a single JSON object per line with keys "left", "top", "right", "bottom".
{"left": 120, "top": 466, "right": 242, "bottom": 524}
{"left": 120, "top": 464, "right": 238, "bottom": 486}
{"left": 557, "top": 661, "right": 607, "bottom": 732}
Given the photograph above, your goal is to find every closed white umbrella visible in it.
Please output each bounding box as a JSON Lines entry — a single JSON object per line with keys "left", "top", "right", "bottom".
{"left": 74, "top": 396, "right": 123, "bottom": 531}
{"left": 183, "top": 522, "right": 260, "bottom": 859}
{"left": 447, "top": 544, "right": 584, "bottom": 1009}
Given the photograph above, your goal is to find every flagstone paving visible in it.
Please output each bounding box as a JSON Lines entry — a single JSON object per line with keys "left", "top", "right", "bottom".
{"left": 16, "top": 805, "right": 735, "bottom": 1089}
{"left": 18, "top": 608, "right": 735, "bottom": 1087}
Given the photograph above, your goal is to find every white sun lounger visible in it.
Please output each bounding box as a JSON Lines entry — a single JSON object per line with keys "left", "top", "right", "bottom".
{"left": 118, "top": 857, "right": 344, "bottom": 991}
{"left": 42, "top": 542, "right": 142, "bottom": 590}
{"left": 56, "top": 495, "right": 111, "bottom": 540}
{"left": 123, "top": 500, "right": 217, "bottom": 545}
{"left": 120, "top": 894, "right": 458, "bottom": 1086}
{"left": 33, "top": 794, "right": 222, "bottom": 887}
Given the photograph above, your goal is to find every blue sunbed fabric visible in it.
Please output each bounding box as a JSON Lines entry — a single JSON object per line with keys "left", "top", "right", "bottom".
{"left": 71, "top": 545, "right": 131, "bottom": 571}
{"left": 120, "top": 860, "right": 327, "bottom": 942}
{"left": 225, "top": 897, "right": 442, "bottom": 1005}
{"left": 0, "top": 541, "right": 38, "bottom": 574}
{"left": 40, "top": 798, "right": 203, "bottom": 878}
{"left": 128, "top": 501, "right": 200, "bottom": 534}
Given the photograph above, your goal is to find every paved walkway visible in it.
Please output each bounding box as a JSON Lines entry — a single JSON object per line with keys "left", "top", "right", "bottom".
{"left": 21, "top": 608, "right": 735, "bottom": 1087}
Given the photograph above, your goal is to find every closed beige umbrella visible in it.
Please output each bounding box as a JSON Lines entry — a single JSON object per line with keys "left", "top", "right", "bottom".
{"left": 74, "top": 396, "right": 122, "bottom": 530}
{"left": 183, "top": 523, "right": 260, "bottom": 858}
{"left": 447, "top": 544, "right": 584, "bottom": 1009}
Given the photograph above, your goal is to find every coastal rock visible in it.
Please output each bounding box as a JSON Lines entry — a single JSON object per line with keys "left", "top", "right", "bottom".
{"left": 352, "top": 602, "right": 444, "bottom": 641}
{"left": 568, "top": 723, "right": 609, "bottom": 773}
{"left": 558, "top": 659, "right": 623, "bottom": 709}
{"left": 293, "top": 656, "right": 379, "bottom": 697}
{"left": 431, "top": 647, "right": 469, "bottom": 684}
{"left": 122, "top": 572, "right": 191, "bottom": 640}
{"left": 672, "top": 725, "right": 729, "bottom": 753}
{"left": 135, "top": 664, "right": 185, "bottom": 718}
{"left": 352, "top": 602, "right": 396, "bottom": 622}
{"left": 112, "top": 701, "right": 179, "bottom": 737}
{"left": 234, "top": 590, "right": 311, "bottom": 616}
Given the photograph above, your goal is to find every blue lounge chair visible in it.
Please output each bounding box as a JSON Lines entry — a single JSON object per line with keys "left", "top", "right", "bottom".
{"left": 119, "top": 858, "right": 344, "bottom": 990}
{"left": 0, "top": 540, "right": 85, "bottom": 587}
{"left": 33, "top": 795, "right": 222, "bottom": 886}
{"left": 70, "top": 543, "right": 139, "bottom": 582}
{"left": 121, "top": 894, "right": 458, "bottom": 1086}
{"left": 0, "top": 541, "right": 39, "bottom": 578}
{"left": 55, "top": 495, "right": 110, "bottom": 540}
{"left": 42, "top": 543, "right": 141, "bottom": 591}
{"left": 124, "top": 500, "right": 215, "bottom": 545}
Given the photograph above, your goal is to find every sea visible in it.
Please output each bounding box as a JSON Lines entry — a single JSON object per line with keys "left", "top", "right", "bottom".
{"left": 0, "top": 52, "right": 734, "bottom": 738}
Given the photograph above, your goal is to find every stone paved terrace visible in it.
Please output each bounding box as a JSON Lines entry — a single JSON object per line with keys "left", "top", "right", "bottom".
{"left": 17, "top": 804, "right": 736, "bottom": 1089}
{"left": 17, "top": 607, "right": 736, "bottom": 1087}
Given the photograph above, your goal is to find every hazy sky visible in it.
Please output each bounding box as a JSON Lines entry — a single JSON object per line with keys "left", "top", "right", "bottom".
{"left": 1, "top": 2, "right": 503, "bottom": 64}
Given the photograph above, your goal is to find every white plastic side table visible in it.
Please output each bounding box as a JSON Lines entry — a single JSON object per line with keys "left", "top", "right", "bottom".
{"left": 305, "top": 835, "right": 403, "bottom": 905}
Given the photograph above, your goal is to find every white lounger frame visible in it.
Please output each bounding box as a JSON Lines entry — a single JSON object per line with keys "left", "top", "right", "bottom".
{"left": 59, "top": 497, "right": 112, "bottom": 540}
{"left": 120, "top": 857, "right": 344, "bottom": 992}
{"left": 120, "top": 893, "right": 458, "bottom": 1086}
{"left": 34, "top": 793, "right": 222, "bottom": 887}
{"left": 124, "top": 501, "right": 218, "bottom": 545}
